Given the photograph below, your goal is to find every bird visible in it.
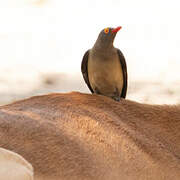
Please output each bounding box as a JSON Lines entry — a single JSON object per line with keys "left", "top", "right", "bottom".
{"left": 81, "top": 26, "right": 128, "bottom": 101}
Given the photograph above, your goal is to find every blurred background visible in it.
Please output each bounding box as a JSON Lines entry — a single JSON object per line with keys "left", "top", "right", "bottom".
{"left": 0, "top": 0, "right": 180, "bottom": 105}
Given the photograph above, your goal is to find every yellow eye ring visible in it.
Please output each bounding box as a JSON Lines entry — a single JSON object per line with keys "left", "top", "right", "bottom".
{"left": 104, "top": 28, "right": 109, "bottom": 34}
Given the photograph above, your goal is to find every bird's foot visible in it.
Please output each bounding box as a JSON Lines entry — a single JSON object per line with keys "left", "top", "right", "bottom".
{"left": 112, "top": 96, "right": 120, "bottom": 101}
{"left": 94, "top": 87, "right": 101, "bottom": 94}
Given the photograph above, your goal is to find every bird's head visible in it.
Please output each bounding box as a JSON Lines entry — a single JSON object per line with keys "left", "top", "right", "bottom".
{"left": 94, "top": 26, "right": 122, "bottom": 49}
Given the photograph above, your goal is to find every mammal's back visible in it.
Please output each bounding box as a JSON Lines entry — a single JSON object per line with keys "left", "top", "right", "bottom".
{"left": 0, "top": 92, "right": 179, "bottom": 179}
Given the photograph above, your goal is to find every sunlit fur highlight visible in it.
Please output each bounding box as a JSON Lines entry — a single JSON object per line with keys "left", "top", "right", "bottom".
{"left": 0, "top": 92, "right": 180, "bottom": 180}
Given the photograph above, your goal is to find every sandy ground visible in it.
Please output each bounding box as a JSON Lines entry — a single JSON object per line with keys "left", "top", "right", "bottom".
{"left": 0, "top": 72, "right": 180, "bottom": 106}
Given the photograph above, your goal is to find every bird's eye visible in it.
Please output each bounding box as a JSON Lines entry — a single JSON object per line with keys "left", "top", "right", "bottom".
{"left": 104, "top": 28, "right": 109, "bottom": 34}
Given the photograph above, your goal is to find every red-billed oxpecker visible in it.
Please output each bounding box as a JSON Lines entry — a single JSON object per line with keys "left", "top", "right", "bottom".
{"left": 81, "top": 26, "right": 127, "bottom": 101}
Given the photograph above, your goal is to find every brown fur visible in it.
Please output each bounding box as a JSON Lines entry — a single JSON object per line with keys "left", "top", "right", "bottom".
{"left": 0, "top": 92, "right": 180, "bottom": 180}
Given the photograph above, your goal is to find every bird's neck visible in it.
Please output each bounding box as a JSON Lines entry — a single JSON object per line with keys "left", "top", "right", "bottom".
{"left": 91, "top": 44, "right": 116, "bottom": 59}
{"left": 93, "top": 39, "right": 114, "bottom": 52}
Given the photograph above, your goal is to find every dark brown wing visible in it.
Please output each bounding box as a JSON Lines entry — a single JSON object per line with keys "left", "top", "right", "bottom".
{"left": 81, "top": 50, "right": 94, "bottom": 93}
{"left": 117, "top": 49, "right": 128, "bottom": 98}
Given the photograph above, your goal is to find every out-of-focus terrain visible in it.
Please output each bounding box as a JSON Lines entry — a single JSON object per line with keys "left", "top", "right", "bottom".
{"left": 1, "top": 0, "right": 180, "bottom": 105}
